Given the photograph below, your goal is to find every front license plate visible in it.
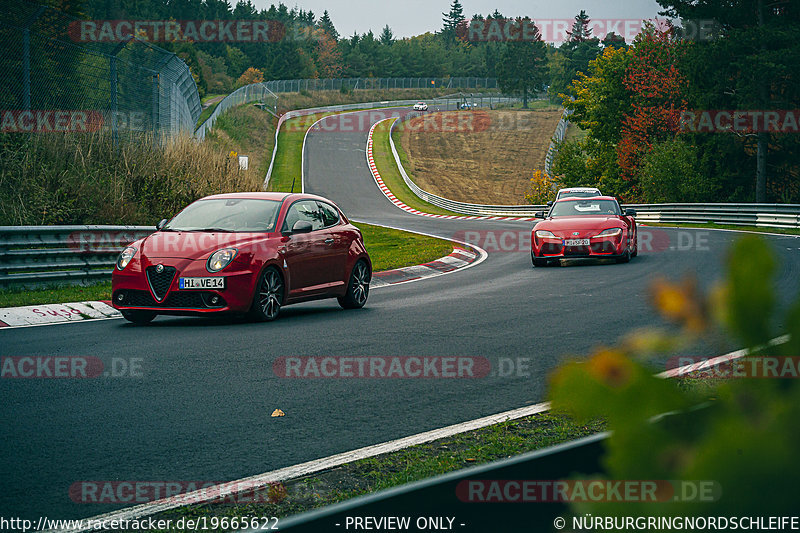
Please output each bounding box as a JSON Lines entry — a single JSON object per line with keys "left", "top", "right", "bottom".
{"left": 179, "top": 277, "right": 225, "bottom": 289}
{"left": 564, "top": 239, "right": 590, "bottom": 246}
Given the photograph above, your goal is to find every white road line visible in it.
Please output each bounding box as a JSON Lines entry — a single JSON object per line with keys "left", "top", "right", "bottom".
{"left": 55, "top": 402, "right": 551, "bottom": 532}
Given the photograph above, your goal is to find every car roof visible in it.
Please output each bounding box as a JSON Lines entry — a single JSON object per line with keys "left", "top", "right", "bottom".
{"left": 555, "top": 195, "right": 616, "bottom": 202}
{"left": 557, "top": 187, "right": 600, "bottom": 192}
{"left": 198, "top": 192, "right": 332, "bottom": 204}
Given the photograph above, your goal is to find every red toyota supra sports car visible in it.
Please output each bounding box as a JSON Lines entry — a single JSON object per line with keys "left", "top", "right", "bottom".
{"left": 530, "top": 196, "right": 637, "bottom": 267}
{"left": 112, "top": 192, "right": 372, "bottom": 324}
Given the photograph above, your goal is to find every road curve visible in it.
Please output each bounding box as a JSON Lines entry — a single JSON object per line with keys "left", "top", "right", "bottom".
{"left": 2, "top": 109, "right": 800, "bottom": 521}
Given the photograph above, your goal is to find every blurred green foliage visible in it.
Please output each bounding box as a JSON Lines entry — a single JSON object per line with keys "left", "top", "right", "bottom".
{"left": 550, "top": 235, "right": 800, "bottom": 515}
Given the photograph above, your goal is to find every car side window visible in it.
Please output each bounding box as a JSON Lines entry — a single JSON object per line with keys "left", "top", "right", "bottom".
{"left": 317, "top": 201, "right": 340, "bottom": 228}
{"left": 283, "top": 200, "right": 324, "bottom": 232}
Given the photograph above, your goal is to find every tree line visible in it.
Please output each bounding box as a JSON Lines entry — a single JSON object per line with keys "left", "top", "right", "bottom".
{"left": 30, "top": 0, "right": 800, "bottom": 203}
{"left": 553, "top": 0, "right": 799, "bottom": 204}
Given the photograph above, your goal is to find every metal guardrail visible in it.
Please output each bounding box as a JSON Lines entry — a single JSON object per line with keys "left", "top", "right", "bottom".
{"left": 544, "top": 109, "right": 572, "bottom": 175}
{"left": 383, "top": 115, "right": 800, "bottom": 226}
{"left": 627, "top": 203, "right": 800, "bottom": 229}
{"left": 2, "top": 209, "right": 799, "bottom": 289}
{"left": 263, "top": 77, "right": 498, "bottom": 93}
{"left": 0, "top": 226, "right": 153, "bottom": 288}
{"left": 246, "top": 433, "right": 608, "bottom": 532}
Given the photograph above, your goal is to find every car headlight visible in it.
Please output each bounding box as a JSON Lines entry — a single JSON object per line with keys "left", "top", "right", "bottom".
{"left": 207, "top": 248, "right": 238, "bottom": 273}
{"left": 116, "top": 246, "right": 136, "bottom": 270}
{"left": 535, "top": 230, "right": 559, "bottom": 239}
{"left": 592, "top": 228, "right": 622, "bottom": 238}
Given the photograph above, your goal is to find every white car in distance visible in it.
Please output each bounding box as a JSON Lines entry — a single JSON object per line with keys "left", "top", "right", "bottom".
{"left": 413, "top": 102, "right": 428, "bottom": 111}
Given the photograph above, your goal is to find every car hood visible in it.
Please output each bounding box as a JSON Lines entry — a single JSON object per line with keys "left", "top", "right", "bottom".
{"left": 537, "top": 216, "right": 624, "bottom": 236}
{"left": 139, "top": 231, "right": 274, "bottom": 259}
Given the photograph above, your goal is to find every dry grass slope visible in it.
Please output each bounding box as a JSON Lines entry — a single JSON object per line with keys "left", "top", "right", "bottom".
{"left": 399, "top": 109, "right": 562, "bottom": 205}
{"left": 0, "top": 131, "right": 262, "bottom": 225}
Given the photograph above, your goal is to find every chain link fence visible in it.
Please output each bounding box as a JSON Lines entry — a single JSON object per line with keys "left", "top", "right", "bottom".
{"left": 195, "top": 83, "right": 277, "bottom": 140}
{"left": 0, "top": 1, "right": 201, "bottom": 139}
{"left": 263, "top": 77, "right": 498, "bottom": 93}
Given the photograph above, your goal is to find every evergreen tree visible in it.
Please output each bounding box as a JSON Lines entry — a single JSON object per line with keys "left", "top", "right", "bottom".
{"left": 497, "top": 18, "right": 548, "bottom": 108}
{"left": 440, "top": 0, "right": 465, "bottom": 42}
{"left": 318, "top": 10, "right": 339, "bottom": 41}
{"left": 567, "top": 10, "right": 592, "bottom": 42}
{"left": 379, "top": 25, "right": 394, "bottom": 46}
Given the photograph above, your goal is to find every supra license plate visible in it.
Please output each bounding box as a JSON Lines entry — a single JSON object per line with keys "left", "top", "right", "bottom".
{"left": 179, "top": 277, "right": 225, "bottom": 289}
{"left": 564, "top": 239, "right": 590, "bottom": 246}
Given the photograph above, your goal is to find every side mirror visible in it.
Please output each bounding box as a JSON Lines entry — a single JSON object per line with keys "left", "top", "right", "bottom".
{"left": 290, "top": 220, "right": 313, "bottom": 234}
{"left": 534, "top": 211, "right": 545, "bottom": 219}
{"left": 156, "top": 219, "right": 168, "bottom": 230}
{"left": 625, "top": 208, "right": 637, "bottom": 217}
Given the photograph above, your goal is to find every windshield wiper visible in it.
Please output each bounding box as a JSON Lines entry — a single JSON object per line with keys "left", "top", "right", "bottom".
{"left": 187, "top": 227, "right": 234, "bottom": 232}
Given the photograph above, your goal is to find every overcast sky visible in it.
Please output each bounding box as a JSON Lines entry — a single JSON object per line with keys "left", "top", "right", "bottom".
{"left": 250, "top": 0, "right": 668, "bottom": 40}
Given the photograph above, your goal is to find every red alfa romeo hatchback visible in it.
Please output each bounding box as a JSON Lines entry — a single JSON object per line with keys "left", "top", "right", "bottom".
{"left": 112, "top": 192, "right": 372, "bottom": 324}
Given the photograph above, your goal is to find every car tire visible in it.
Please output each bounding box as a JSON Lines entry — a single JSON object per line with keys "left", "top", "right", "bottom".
{"left": 616, "top": 247, "right": 631, "bottom": 263}
{"left": 250, "top": 267, "right": 284, "bottom": 321}
{"left": 121, "top": 310, "right": 156, "bottom": 325}
{"left": 338, "top": 260, "right": 370, "bottom": 309}
{"left": 631, "top": 236, "right": 638, "bottom": 257}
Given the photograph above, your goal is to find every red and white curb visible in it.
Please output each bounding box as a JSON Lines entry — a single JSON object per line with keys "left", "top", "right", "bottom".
{"left": 371, "top": 246, "right": 479, "bottom": 287}
{"left": 366, "top": 119, "right": 537, "bottom": 222}
{"left": 0, "top": 301, "right": 120, "bottom": 328}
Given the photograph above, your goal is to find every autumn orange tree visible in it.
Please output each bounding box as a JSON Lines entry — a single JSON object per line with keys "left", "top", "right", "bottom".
{"left": 617, "top": 24, "right": 689, "bottom": 201}
{"left": 316, "top": 31, "right": 344, "bottom": 79}
{"left": 236, "top": 67, "right": 264, "bottom": 88}
{"left": 559, "top": 24, "right": 690, "bottom": 202}
{"left": 524, "top": 170, "right": 558, "bottom": 204}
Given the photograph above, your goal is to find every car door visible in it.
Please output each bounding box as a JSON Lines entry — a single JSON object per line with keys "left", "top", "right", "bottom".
{"left": 280, "top": 200, "right": 327, "bottom": 296}
{"left": 316, "top": 201, "right": 350, "bottom": 287}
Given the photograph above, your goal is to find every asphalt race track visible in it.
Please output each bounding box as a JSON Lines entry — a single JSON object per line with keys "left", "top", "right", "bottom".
{"left": 2, "top": 109, "right": 800, "bottom": 521}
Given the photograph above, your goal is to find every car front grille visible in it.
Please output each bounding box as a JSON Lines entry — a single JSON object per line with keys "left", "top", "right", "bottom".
{"left": 115, "top": 290, "right": 226, "bottom": 309}
{"left": 146, "top": 266, "right": 176, "bottom": 301}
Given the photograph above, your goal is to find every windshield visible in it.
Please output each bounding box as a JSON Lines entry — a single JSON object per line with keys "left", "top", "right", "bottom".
{"left": 557, "top": 190, "right": 600, "bottom": 199}
{"left": 550, "top": 199, "right": 620, "bottom": 217}
{"left": 163, "top": 199, "right": 281, "bottom": 232}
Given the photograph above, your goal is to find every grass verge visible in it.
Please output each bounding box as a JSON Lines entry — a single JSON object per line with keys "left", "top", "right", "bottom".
{"left": 0, "top": 282, "right": 112, "bottom": 308}
{"left": 196, "top": 95, "right": 226, "bottom": 129}
{"left": 266, "top": 112, "right": 335, "bottom": 193}
{"left": 371, "top": 120, "right": 463, "bottom": 216}
{"left": 144, "top": 413, "right": 605, "bottom": 531}
{"left": 358, "top": 222, "right": 454, "bottom": 270}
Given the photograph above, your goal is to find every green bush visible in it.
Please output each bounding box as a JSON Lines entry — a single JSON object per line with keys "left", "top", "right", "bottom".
{"left": 636, "top": 138, "right": 719, "bottom": 203}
